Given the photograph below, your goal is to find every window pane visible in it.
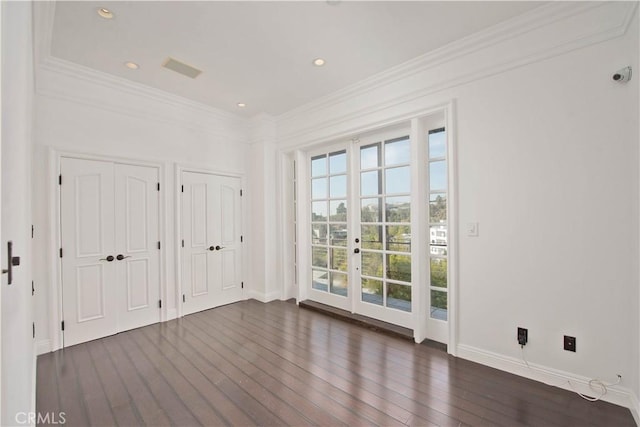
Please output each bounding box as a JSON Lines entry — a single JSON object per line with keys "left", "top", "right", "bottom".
{"left": 329, "top": 175, "right": 347, "bottom": 198}
{"left": 429, "top": 225, "right": 447, "bottom": 247}
{"left": 386, "top": 254, "right": 411, "bottom": 282}
{"left": 311, "top": 201, "right": 327, "bottom": 221}
{"left": 430, "top": 290, "right": 447, "bottom": 320}
{"left": 312, "top": 246, "right": 327, "bottom": 268}
{"left": 312, "top": 269, "right": 328, "bottom": 292}
{"left": 430, "top": 258, "right": 447, "bottom": 288}
{"left": 329, "top": 225, "right": 347, "bottom": 246}
{"left": 385, "top": 166, "right": 410, "bottom": 194}
{"left": 361, "top": 198, "right": 381, "bottom": 222}
{"left": 384, "top": 137, "right": 410, "bottom": 166}
{"left": 428, "top": 130, "right": 446, "bottom": 159}
{"left": 312, "top": 177, "right": 327, "bottom": 199}
{"left": 362, "top": 278, "right": 383, "bottom": 306}
{"left": 430, "top": 245, "right": 448, "bottom": 256}
{"left": 387, "top": 283, "right": 411, "bottom": 312}
{"left": 330, "top": 272, "right": 348, "bottom": 296}
{"left": 360, "top": 144, "right": 379, "bottom": 169}
{"left": 385, "top": 196, "right": 410, "bottom": 222}
{"left": 361, "top": 225, "right": 382, "bottom": 250}
{"left": 429, "top": 160, "right": 447, "bottom": 191}
{"left": 386, "top": 225, "right": 410, "bottom": 252}
{"left": 330, "top": 248, "right": 347, "bottom": 272}
{"left": 329, "top": 200, "right": 347, "bottom": 222}
{"left": 311, "top": 155, "right": 327, "bottom": 177}
{"left": 311, "top": 224, "right": 327, "bottom": 245}
{"left": 329, "top": 151, "right": 347, "bottom": 174}
{"left": 361, "top": 252, "right": 383, "bottom": 278}
{"left": 361, "top": 170, "right": 380, "bottom": 196}
{"left": 429, "top": 193, "right": 447, "bottom": 223}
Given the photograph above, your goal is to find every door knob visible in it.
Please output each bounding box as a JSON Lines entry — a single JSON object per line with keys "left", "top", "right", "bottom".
{"left": 100, "top": 255, "right": 115, "bottom": 262}
{"left": 355, "top": 238, "right": 360, "bottom": 243}
{"left": 209, "top": 246, "right": 215, "bottom": 251}
{"left": 354, "top": 248, "right": 360, "bottom": 254}
{"left": 116, "top": 254, "right": 131, "bottom": 261}
{"left": 215, "top": 246, "right": 225, "bottom": 251}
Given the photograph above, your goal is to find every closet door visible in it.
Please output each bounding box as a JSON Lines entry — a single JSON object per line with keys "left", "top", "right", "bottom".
{"left": 60, "top": 157, "right": 117, "bottom": 347}
{"left": 181, "top": 172, "right": 243, "bottom": 316}
{"left": 114, "top": 164, "right": 160, "bottom": 332}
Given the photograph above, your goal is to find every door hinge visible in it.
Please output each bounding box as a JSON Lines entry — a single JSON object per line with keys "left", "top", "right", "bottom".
{"left": 157, "top": 241, "right": 161, "bottom": 250}
{"left": 241, "top": 281, "right": 244, "bottom": 289}
{"left": 181, "top": 185, "right": 184, "bottom": 193}
{"left": 240, "top": 189, "right": 243, "bottom": 197}
{"left": 31, "top": 225, "right": 34, "bottom": 239}
{"left": 158, "top": 300, "right": 162, "bottom": 309}
{"left": 32, "top": 281, "right": 34, "bottom": 296}
{"left": 33, "top": 322, "right": 35, "bottom": 339}
{"left": 61, "top": 321, "right": 65, "bottom": 331}
{"left": 157, "top": 182, "right": 160, "bottom": 191}
{"left": 240, "top": 235, "right": 243, "bottom": 243}
{"left": 58, "top": 175, "right": 62, "bottom": 185}
{"left": 59, "top": 248, "right": 63, "bottom": 258}
{"left": 181, "top": 239, "right": 184, "bottom": 248}
{"left": 182, "top": 294, "right": 185, "bottom": 303}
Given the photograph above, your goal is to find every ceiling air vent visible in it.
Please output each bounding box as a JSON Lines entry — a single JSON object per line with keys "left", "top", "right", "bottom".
{"left": 162, "top": 57, "right": 202, "bottom": 79}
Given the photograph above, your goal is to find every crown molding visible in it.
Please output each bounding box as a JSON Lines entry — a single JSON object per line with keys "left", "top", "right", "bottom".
{"left": 276, "top": 1, "right": 638, "bottom": 146}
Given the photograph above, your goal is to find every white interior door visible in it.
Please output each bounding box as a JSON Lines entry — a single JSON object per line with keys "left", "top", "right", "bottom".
{"left": 114, "top": 163, "right": 160, "bottom": 332}
{"left": 181, "top": 172, "right": 243, "bottom": 316}
{"left": 60, "top": 157, "right": 117, "bottom": 347}
{"left": 61, "top": 158, "right": 161, "bottom": 347}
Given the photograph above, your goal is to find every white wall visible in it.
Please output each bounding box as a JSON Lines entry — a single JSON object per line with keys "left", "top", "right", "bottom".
{"left": 32, "top": 63, "right": 250, "bottom": 352}
{"left": 275, "top": 2, "right": 639, "bottom": 412}
{"left": 1, "top": 1, "right": 35, "bottom": 424}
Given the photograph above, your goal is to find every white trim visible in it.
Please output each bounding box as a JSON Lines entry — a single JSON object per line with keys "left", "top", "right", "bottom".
{"left": 49, "top": 149, "right": 167, "bottom": 350}
{"left": 445, "top": 101, "right": 458, "bottom": 356}
{"left": 36, "top": 339, "right": 51, "bottom": 356}
{"left": 174, "top": 164, "right": 247, "bottom": 318}
{"left": 457, "top": 344, "right": 636, "bottom": 411}
{"left": 247, "top": 290, "right": 280, "bottom": 303}
{"left": 630, "top": 391, "right": 639, "bottom": 426}
{"left": 276, "top": 2, "right": 637, "bottom": 146}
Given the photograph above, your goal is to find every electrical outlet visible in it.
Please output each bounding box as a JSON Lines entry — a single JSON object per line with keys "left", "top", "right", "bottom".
{"left": 517, "top": 327, "right": 528, "bottom": 346}
{"left": 564, "top": 335, "right": 576, "bottom": 352}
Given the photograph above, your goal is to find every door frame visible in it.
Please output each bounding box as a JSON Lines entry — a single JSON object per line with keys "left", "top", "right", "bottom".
{"left": 48, "top": 149, "right": 167, "bottom": 351}
{"left": 285, "top": 101, "right": 458, "bottom": 353}
{"left": 174, "top": 164, "right": 246, "bottom": 319}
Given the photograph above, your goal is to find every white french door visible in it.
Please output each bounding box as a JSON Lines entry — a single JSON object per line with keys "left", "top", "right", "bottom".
{"left": 60, "top": 157, "right": 161, "bottom": 347}
{"left": 181, "top": 171, "right": 243, "bottom": 316}
{"left": 304, "top": 119, "right": 451, "bottom": 339}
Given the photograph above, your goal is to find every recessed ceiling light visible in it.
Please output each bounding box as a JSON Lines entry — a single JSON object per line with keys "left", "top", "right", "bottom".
{"left": 313, "top": 58, "right": 326, "bottom": 67}
{"left": 97, "top": 8, "right": 114, "bottom": 19}
{"left": 237, "top": 103, "right": 246, "bottom": 108}
{"left": 124, "top": 61, "right": 139, "bottom": 70}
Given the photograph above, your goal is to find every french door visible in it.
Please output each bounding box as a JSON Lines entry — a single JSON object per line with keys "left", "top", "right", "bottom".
{"left": 306, "top": 121, "right": 450, "bottom": 335}
{"left": 60, "top": 157, "right": 161, "bottom": 347}
{"left": 181, "top": 171, "right": 243, "bottom": 316}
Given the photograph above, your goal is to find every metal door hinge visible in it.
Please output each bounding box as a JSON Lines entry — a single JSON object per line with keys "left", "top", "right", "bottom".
{"left": 59, "top": 248, "right": 63, "bottom": 258}
{"left": 32, "top": 225, "right": 34, "bottom": 239}
{"left": 58, "top": 175, "right": 62, "bottom": 185}
{"left": 240, "top": 189, "right": 243, "bottom": 196}
{"left": 61, "top": 321, "right": 65, "bottom": 331}
{"left": 158, "top": 300, "right": 162, "bottom": 309}
{"left": 157, "top": 182, "right": 160, "bottom": 191}
{"left": 157, "top": 241, "right": 161, "bottom": 250}
{"left": 33, "top": 322, "right": 35, "bottom": 339}
{"left": 181, "top": 185, "right": 184, "bottom": 193}
{"left": 32, "top": 281, "right": 34, "bottom": 296}
{"left": 182, "top": 294, "right": 185, "bottom": 303}
{"left": 240, "top": 235, "right": 243, "bottom": 243}
{"left": 181, "top": 239, "right": 184, "bottom": 248}
{"left": 241, "top": 281, "right": 244, "bottom": 289}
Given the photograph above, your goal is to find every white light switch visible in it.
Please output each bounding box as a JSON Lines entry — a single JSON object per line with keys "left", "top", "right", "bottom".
{"left": 466, "top": 222, "right": 479, "bottom": 237}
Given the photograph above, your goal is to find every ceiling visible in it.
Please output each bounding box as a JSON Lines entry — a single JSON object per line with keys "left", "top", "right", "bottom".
{"left": 50, "top": 1, "right": 543, "bottom": 117}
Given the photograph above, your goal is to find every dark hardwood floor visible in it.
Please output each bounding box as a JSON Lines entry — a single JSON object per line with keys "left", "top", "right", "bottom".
{"left": 37, "top": 300, "right": 635, "bottom": 426}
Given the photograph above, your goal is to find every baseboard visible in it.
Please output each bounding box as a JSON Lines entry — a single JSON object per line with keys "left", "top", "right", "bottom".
{"left": 630, "top": 391, "right": 639, "bottom": 426}
{"left": 456, "top": 344, "right": 634, "bottom": 411}
{"left": 247, "top": 290, "right": 281, "bottom": 303}
{"left": 36, "top": 339, "right": 51, "bottom": 355}
{"left": 166, "top": 308, "right": 177, "bottom": 321}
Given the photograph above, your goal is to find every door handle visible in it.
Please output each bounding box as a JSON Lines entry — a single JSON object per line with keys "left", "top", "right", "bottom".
{"left": 354, "top": 248, "right": 360, "bottom": 254}
{"left": 99, "top": 255, "right": 115, "bottom": 262}
{"left": 116, "top": 254, "right": 131, "bottom": 261}
{"left": 2, "top": 241, "right": 21, "bottom": 285}
{"left": 209, "top": 246, "right": 215, "bottom": 251}
{"left": 215, "top": 246, "right": 225, "bottom": 251}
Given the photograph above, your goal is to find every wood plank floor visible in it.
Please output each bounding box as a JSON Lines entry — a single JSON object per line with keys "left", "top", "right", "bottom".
{"left": 37, "top": 300, "right": 635, "bottom": 426}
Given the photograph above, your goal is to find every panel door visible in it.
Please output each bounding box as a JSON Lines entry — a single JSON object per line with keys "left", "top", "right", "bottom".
{"left": 182, "top": 172, "right": 243, "bottom": 316}
{"left": 114, "top": 164, "right": 160, "bottom": 332}
{"left": 60, "top": 157, "right": 117, "bottom": 347}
